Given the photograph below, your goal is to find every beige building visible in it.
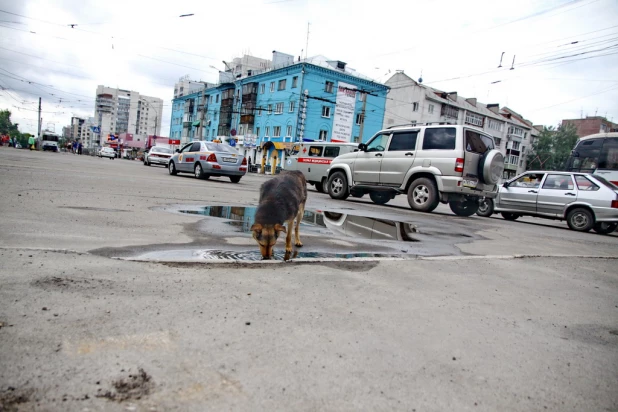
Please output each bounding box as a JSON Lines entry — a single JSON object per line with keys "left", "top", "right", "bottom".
{"left": 384, "top": 71, "right": 538, "bottom": 178}
{"left": 94, "top": 86, "right": 163, "bottom": 146}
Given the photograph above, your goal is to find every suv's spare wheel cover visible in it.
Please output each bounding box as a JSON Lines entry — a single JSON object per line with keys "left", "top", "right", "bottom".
{"left": 481, "top": 150, "right": 505, "bottom": 185}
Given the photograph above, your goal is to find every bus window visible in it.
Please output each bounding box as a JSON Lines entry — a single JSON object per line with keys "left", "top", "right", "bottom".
{"left": 599, "top": 137, "right": 618, "bottom": 170}
{"left": 570, "top": 138, "right": 604, "bottom": 172}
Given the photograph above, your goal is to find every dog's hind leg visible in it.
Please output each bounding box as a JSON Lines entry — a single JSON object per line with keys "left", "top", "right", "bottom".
{"left": 294, "top": 203, "right": 304, "bottom": 247}
{"left": 285, "top": 218, "right": 294, "bottom": 253}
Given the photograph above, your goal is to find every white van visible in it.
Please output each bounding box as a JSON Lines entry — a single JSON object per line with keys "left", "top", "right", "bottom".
{"left": 286, "top": 142, "right": 359, "bottom": 192}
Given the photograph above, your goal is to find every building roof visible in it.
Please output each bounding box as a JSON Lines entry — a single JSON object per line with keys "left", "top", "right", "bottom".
{"left": 386, "top": 72, "right": 534, "bottom": 129}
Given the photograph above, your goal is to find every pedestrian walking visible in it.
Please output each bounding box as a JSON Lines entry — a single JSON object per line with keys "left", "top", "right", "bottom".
{"left": 247, "top": 156, "right": 252, "bottom": 172}
{"left": 72, "top": 141, "right": 77, "bottom": 154}
{"left": 28, "top": 135, "right": 35, "bottom": 151}
{"left": 77, "top": 141, "right": 83, "bottom": 155}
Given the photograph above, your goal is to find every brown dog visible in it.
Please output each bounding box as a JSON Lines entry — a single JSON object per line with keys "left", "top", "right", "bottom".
{"left": 251, "top": 170, "right": 307, "bottom": 259}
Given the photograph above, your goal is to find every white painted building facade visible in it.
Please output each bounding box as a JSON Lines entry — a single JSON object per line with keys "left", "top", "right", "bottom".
{"left": 94, "top": 86, "right": 163, "bottom": 147}
{"left": 384, "top": 72, "right": 536, "bottom": 177}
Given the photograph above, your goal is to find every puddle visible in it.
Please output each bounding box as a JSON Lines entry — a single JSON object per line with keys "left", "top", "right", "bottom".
{"left": 179, "top": 206, "right": 419, "bottom": 242}
{"left": 129, "top": 248, "right": 406, "bottom": 262}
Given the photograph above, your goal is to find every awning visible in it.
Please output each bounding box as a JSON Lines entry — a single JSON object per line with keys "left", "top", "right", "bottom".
{"left": 192, "top": 120, "right": 200, "bottom": 127}
{"left": 262, "top": 141, "right": 287, "bottom": 150}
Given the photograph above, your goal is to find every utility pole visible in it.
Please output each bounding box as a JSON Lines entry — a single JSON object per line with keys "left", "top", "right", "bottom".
{"left": 37, "top": 97, "right": 42, "bottom": 149}
{"left": 358, "top": 92, "right": 367, "bottom": 142}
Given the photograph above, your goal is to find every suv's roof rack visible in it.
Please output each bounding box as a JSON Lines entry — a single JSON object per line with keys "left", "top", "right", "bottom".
{"left": 387, "top": 122, "right": 456, "bottom": 129}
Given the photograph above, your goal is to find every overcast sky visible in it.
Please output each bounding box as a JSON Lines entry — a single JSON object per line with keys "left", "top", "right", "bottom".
{"left": 1, "top": 0, "right": 617, "bottom": 137}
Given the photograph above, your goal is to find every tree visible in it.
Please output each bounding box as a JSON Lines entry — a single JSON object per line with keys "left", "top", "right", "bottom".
{"left": 0, "top": 109, "right": 32, "bottom": 148}
{"left": 526, "top": 124, "right": 578, "bottom": 171}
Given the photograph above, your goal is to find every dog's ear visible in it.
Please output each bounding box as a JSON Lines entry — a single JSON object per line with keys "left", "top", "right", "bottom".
{"left": 274, "top": 224, "right": 286, "bottom": 234}
{"left": 250, "top": 223, "right": 262, "bottom": 231}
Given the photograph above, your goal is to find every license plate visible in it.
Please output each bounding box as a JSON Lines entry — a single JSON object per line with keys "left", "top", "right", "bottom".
{"left": 222, "top": 157, "right": 235, "bottom": 163}
{"left": 463, "top": 179, "right": 478, "bottom": 188}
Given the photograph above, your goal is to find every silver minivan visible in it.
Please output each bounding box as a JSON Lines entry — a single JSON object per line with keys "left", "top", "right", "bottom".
{"left": 326, "top": 125, "right": 504, "bottom": 216}
{"left": 287, "top": 142, "right": 359, "bottom": 193}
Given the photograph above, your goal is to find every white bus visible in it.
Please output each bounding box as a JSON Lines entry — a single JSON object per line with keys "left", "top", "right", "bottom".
{"left": 41, "top": 131, "right": 60, "bottom": 152}
{"left": 566, "top": 132, "right": 618, "bottom": 186}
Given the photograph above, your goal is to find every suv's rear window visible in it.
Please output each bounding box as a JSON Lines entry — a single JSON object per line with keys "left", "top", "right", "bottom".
{"left": 465, "top": 130, "right": 494, "bottom": 153}
{"left": 422, "top": 127, "right": 456, "bottom": 150}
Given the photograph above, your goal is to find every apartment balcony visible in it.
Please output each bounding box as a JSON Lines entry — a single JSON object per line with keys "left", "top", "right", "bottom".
{"left": 240, "top": 114, "right": 255, "bottom": 124}
{"left": 183, "top": 122, "right": 192, "bottom": 128}
{"left": 504, "top": 163, "right": 518, "bottom": 171}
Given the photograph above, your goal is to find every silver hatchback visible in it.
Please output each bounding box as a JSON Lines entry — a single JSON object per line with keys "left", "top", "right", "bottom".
{"left": 479, "top": 171, "right": 618, "bottom": 233}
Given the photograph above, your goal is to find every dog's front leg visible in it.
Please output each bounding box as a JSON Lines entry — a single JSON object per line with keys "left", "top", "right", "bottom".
{"left": 294, "top": 204, "right": 304, "bottom": 247}
{"left": 285, "top": 219, "right": 294, "bottom": 253}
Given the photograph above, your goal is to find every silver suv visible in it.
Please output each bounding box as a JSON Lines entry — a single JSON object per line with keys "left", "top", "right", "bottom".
{"left": 326, "top": 124, "right": 505, "bottom": 216}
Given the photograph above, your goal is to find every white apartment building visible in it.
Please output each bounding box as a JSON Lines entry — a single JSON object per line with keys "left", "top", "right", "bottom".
{"left": 79, "top": 117, "right": 96, "bottom": 148}
{"left": 174, "top": 75, "right": 211, "bottom": 99}
{"left": 70, "top": 116, "right": 84, "bottom": 140}
{"left": 94, "top": 86, "right": 163, "bottom": 146}
{"left": 384, "top": 72, "right": 536, "bottom": 178}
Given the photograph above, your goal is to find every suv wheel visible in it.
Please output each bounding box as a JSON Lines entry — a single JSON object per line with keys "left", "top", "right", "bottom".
{"left": 501, "top": 212, "right": 520, "bottom": 221}
{"left": 476, "top": 198, "right": 494, "bottom": 217}
{"left": 567, "top": 208, "right": 594, "bottom": 232}
{"left": 592, "top": 222, "right": 617, "bottom": 234}
{"left": 407, "top": 177, "right": 439, "bottom": 212}
{"left": 449, "top": 199, "right": 479, "bottom": 217}
{"left": 478, "top": 150, "right": 505, "bottom": 185}
{"left": 369, "top": 192, "right": 391, "bottom": 205}
{"left": 328, "top": 171, "right": 349, "bottom": 200}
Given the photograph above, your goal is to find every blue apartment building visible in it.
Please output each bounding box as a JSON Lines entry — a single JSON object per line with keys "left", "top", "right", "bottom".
{"left": 169, "top": 54, "right": 388, "bottom": 170}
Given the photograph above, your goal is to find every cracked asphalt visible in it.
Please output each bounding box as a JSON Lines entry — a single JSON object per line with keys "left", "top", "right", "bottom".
{"left": 0, "top": 148, "right": 617, "bottom": 411}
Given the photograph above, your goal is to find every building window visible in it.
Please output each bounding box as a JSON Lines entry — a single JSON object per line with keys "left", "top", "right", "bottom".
{"left": 278, "top": 79, "right": 286, "bottom": 90}
{"left": 258, "top": 107, "right": 262, "bottom": 116}
{"left": 319, "top": 130, "right": 328, "bottom": 140}
{"left": 289, "top": 101, "right": 295, "bottom": 112}
{"left": 267, "top": 105, "right": 272, "bottom": 114}
{"left": 465, "top": 112, "right": 485, "bottom": 127}
{"left": 260, "top": 84, "right": 265, "bottom": 94}
{"left": 355, "top": 113, "right": 364, "bottom": 125}
{"left": 508, "top": 126, "right": 524, "bottom": 137}
{"left": 354, "top": 136, "right": 360, "bottom": 143}
{"left": 412, "top": 102, "right": 419, "bottom": 112}
{"left": 292, "top": 76, "right": 298, "bottom": 88}
{"left": 358, "top": 92, "right": 366, "bottom": 102}
{"left": 325, "top": 81, "right": 334, "bottom": 93}
{"left": 275, "top": 103, "right": 283, "bottom": 114}
{"left": 215, "top": 94, "right": 220, "bottom": 103}
{"left": 428, "top": 104, "right": 434, "bottom": 114}
{"left": 441, "top": 104, "right": 459, "bottom": 119}
{"left": 239, "top": 126, "right": 244, "bottom": 135}
{"left": 488, "top": 119, "right": 503, "bottom": 131}
{"left": 286, "top": 125, "right": 292, "bottom": 136}
{"left": 322, "top": 106, "right": 331, "bottom": 118}
{"left": 270, "top": 82, "right": 275, "bottom": 92}
{"left": 495, "top": 137, "right": 502, "bottom": 146}
{"left": 265, "top": 127, "right": 270, "bottom": 137}
{"left": 510, "top": 141, "right": 521, "bottom": 150}
{"left": 256, "top": 127, "right": 260, "bottom": 137}
{"left": 273, "top": 126, "right": 281, "bottom": 137}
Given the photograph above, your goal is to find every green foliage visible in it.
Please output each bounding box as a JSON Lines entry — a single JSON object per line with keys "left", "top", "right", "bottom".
{"left": 526, "top": 124, "right": 579, "bottom": 171}
{"left": 0, "top": 109, "right": 31, "bottom": 148}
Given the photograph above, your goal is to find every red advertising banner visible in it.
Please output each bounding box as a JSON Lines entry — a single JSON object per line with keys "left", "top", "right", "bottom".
{"left": 169, "top": 139, "right": 181, "bottom": 145}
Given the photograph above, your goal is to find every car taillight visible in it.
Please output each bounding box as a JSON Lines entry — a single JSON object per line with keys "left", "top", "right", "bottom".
{"left": 611, "top": 200, "right": 618, "bottom": 208}
{"left": 206, "top": 153, "right": 217, "bottom": 162}
{"left": 241, "top": 157, "right": 247, "bottom": 165}
{"left": 455, "top": 158, "right": 464, "bottom": 173}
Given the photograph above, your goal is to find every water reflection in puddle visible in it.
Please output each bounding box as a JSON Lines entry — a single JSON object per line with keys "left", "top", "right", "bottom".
{"left": 132, "top": 248, "right": 405, "bottom": 262}
{"left": 180, "top": 206, "right": 419, "bottom": 242}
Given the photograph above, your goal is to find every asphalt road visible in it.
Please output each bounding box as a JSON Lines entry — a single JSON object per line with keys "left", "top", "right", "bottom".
{"left": 0, "top": 148, "right": 617, "bottom": 412}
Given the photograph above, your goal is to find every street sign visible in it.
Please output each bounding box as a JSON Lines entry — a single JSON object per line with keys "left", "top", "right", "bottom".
{"left": 91, "top": 126, "right": 101, "bottom": 134}
{"left": 170, "top": 139, "right": 180, "bottom": 145}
